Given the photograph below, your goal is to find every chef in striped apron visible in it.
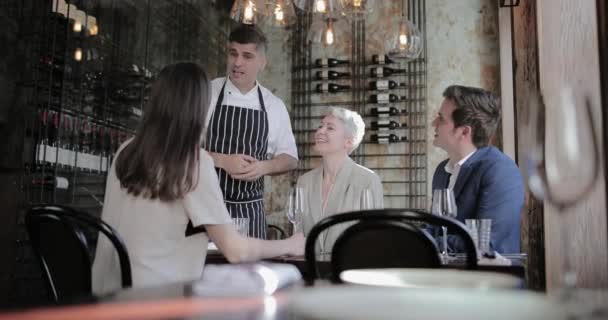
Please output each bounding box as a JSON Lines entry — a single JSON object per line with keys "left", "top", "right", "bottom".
{"left": 204, "top": 24, "right": 298, "bottom": 239}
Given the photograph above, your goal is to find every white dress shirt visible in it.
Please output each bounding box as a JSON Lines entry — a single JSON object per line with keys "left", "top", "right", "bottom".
{"left": 444, "top": 149, "right": 477, "bottom": 191}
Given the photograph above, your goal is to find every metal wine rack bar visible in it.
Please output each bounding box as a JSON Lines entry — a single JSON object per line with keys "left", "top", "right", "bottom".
{"left": 290, "top": 0, "right": 428, "bottom": 209}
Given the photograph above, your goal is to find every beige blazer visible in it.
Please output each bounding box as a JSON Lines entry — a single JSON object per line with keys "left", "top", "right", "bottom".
{"left": 296, "top": 157, "right": 384, "bottom": 256}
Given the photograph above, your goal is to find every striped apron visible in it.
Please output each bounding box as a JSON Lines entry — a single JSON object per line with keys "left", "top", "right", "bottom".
{"left": 205, "top": 80, "right": 269, "bottom": 239}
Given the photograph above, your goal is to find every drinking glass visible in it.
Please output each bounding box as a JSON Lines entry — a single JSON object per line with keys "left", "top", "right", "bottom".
{"left": 522, "top": 88, "right": 599, "bottom": 289}
{"left": 232, "top": 218, "right": 250, "bottom": 237}
{"left": 360, "top": 188, "right": 374, "bottom": 210}
{"left": 431, "top": 189, "right": 457, "bottom": 259}
{"left": 286, "top": 187, "right": 305, "bottom": 233}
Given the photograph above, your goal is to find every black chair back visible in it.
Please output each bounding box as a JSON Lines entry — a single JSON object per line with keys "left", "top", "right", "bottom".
{"left": 304, "top": 209, "right": 477, "bottom": 285}
{"left": 25, "top": 205, "right": 132, "bottom": 301}
{"left": 330, "top": 220, "right": 441, "bottom": 282}
{"left": 267, "top": 224, "right": 286, "bottom": 240}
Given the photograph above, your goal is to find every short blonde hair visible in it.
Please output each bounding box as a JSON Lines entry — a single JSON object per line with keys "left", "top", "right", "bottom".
{"left": 325, "top": 107, "right": 365, "bottom": 152}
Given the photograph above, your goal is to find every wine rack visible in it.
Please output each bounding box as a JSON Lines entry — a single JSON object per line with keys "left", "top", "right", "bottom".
{"left": 4, "top": 0, "right": 230, "bottom": 307}
{"left": 291, "top": 0, "right": 427, "bottom": 210}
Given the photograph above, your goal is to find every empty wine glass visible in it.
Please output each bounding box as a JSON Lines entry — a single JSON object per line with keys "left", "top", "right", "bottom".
{"left": 360, "top": 188, "right": 374, "bottom": 210}
{"left": 522, "top": 88, "right": 600, "bottom": 290}
{"left": 286, "top": 187, "right": 304, "bottom": 233}
{"left": 431, "top": 189, "right": 457, "bottom": 259}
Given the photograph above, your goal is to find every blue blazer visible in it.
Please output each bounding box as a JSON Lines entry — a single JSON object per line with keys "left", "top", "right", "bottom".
{"left": 432, "top": 146, "right": 524, "bottom": 253}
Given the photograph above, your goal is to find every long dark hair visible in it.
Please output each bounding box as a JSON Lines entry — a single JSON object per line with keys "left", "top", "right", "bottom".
{"left": 115, "top": 62, "right": 210, "bottom": 201}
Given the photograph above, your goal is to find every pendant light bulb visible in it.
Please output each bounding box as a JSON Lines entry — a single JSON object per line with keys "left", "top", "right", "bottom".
{"left": 325, "top": 22, "right": 334, "bottom": 45}
{"left": 315, "top": 0, "right": 327, "bottom": 13}
{"left": 244, "top": 1, "right": 255, "bottom": 24}
{"left": 274, "top": 4, "right": 284, "bottom": 22}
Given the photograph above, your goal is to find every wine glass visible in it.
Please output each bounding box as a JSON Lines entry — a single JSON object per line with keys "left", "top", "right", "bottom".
{"left": 360, "top": 188, "right": 374, "bottom": 210}
{"left": 431, "top": 189, "right": 457, "bottom": 259}
{"left": 522, "top": 88, "right": 600, "bottom": 290}
{"left": 286, "top": 187, "right": 304, "bottom": 234}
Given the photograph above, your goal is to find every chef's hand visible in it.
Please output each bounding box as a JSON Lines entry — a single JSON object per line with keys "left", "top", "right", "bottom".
{"left": 231, "top": 160, "right": 269, "bottom": 181}
{"left": 215, "top": 154, "right": 258, "bottom": 176}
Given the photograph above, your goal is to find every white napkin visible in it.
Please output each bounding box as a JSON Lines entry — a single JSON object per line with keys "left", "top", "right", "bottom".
{"left": 192, "top": 262, "right": 302, "bottom": 297}
{"left": 479, "top": 252, "right": 512, "bottom": 266}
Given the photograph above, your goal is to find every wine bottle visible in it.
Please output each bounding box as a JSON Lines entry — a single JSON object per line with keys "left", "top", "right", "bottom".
{"left": 370, "top": 133, "right": 407, "bottom": 144}
{"left": 315, "top": 70, "right": 351, "bottom": 80}
{"left": 370, "top": 106, "right": 407, "bottom": 117}
{"left": 369, "top": 93, "right": 406, "bottom": 104}
{"left": 370, "top": 66, "right": 407, "bottom": 78}
{"left": 31, "top": 174, "right": 70, "bottom": 190}
{"left": 370, "top": 120, "right": 406, "bottom": 130}
{"left": 372, "top": 54, "right": 396, "bottom": 65}
{"left": 369, "top": 80, "right": 402, "bottom": 91}
{"left": 316, "top": 83, "right": 352, "bottom": 93}
{"left": 315, "top": 58, "right": 350, "bottom": 67}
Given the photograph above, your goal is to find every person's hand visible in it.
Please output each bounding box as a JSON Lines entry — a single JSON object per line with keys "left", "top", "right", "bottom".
{"left": 220, "top": 154, "right": 257, "bottom": 176}
{"left": 231, "top": 160, "right": 269, "bottom": 181}
{"left": 285, "top": 232, "right": 305, "bottom": 257}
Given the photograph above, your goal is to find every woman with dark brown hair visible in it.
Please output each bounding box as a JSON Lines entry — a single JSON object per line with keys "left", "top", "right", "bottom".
{"left": 92, "top": 62, "right": 304, "bottom": 294}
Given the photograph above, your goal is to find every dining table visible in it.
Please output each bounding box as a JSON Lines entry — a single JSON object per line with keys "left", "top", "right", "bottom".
{"left": 1, "top": 272, "right": 605, "bottom": 320}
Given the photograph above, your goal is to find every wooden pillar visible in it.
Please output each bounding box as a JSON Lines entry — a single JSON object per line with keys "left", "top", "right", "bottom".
{"left": 536, "top": 0, "right": 608, "bottom": 290}
{"left": 510, "top": 0, "right": 546, "bottom": 291}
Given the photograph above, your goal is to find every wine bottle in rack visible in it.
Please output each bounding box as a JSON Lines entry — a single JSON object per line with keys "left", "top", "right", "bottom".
{"left": 369, "top": 106, "right": 407, "bottom": 117}
{"left": 316, "top": 83, "right": 352, "bottom": 93}
{"left": 370, "top": 120, "right": 407, "bottom": 130}
{"left": 370, "top": 133, "right": 407, "bottom": 144}
{"left": 315, "top": 57, "right": 350, "bottom": 67}
{"left": 370, "top": 66, "right": 407, "bottom": 78}
{"left": 315, "top": 70, "right": 350, "bottom": 80}
{"left": 372, "top": 54, "right": 396, "bottom": 65}
{"left": 31, "top": 174, "right": 70, "bottom": 190}
{"left": 369, "top": 79, "right": 403, "bottom": 91}
{"left": 369, "top": 93, "right": 406, "bottom": 104}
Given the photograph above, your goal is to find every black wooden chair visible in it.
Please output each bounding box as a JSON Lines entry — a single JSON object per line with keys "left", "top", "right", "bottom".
{"left": 304, "top": 209, "right": 477, "bottom": 285}
{"left": 25, "top": 205, "right": 132, "bottom": 302}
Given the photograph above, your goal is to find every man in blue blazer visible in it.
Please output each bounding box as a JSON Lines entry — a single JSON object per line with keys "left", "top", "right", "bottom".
{"left": 431, "top": 85, "right": 524, "bottom": 254}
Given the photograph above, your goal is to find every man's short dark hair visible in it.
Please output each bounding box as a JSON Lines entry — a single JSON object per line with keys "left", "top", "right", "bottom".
{"left": 229, "top": 24, "right": 267, "bottom": 54}
{"left": 443, "top": 85, "right": 501, "bottom": 148}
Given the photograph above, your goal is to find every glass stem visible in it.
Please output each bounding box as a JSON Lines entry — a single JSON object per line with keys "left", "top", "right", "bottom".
{"left": 441, "top": 226, "right": 448, "bottom": 255}
{"left": 560, "top": 209, "right": 577, "bottom": 289}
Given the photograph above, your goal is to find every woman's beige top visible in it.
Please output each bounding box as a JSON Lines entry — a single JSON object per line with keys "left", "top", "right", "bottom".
{"left": 297, "top": 157, "right": 384, "bottom": 255}
{"left": 92, "top": 140, "right": 232, "bottom": 294}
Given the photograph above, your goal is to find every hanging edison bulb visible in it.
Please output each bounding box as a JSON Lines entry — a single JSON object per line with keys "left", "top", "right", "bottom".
{"left": 308, "top": 15, "right": 346, "bottom": 47}
{"left": 294, "top": 0, "right": 339, "bottom": 14}
{"left": 267, "top": 0, "right": 297, "bottom": 27}
{"left": 231, "top": 0, "right": 266, "bottom": 25}
{"left": 87, "top": 16, "right": 98, "bottom": 36}
{"left": 338, "top": 0, "right": 374, "bottom": 18}
{"left": 385, "top": 13, "right": 422, "bottom": 62}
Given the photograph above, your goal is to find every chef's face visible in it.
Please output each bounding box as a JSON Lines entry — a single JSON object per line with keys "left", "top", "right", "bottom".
{"left": 314, "top": 115, "right": 353, "bottom": 156}
{"left": 226, "top": 42, "right": 266, "bottom": 91}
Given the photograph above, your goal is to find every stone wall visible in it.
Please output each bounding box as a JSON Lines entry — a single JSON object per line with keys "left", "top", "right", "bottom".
{"left": 425, "top": 0, "right": 500, "bottom": 200}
